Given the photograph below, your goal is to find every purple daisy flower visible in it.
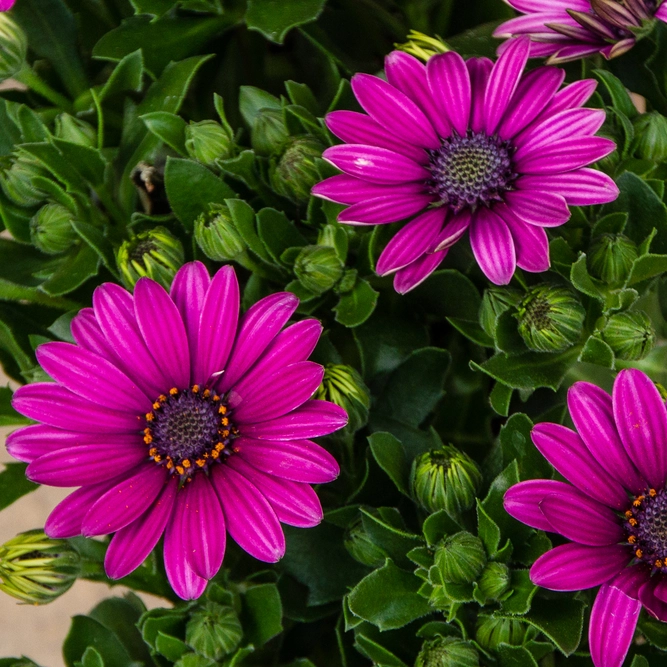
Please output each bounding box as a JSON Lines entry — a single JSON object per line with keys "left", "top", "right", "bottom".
{"left": 504, "top": 369, "right": 667, "bottom": 667}
{"left": 495, "top": 0, "right": 667, "bottom": 64}
{"left": 6, "top": 262, "right": 347, "bottom": 600}
{"left": 312, "top": 37, "right": 618, "bottom": 294}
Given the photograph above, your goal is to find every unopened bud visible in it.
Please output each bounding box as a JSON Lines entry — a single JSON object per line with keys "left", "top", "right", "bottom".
{"left": 55, "top": 114, "right": 97, "bottom": 148}
{"left": 479, "top": 287, "right": 522, "bottom": 337}
{"left": 185, "top": 120, "right": 233, "bottom": 166}
{"left": 185, "top": 602, "right": 242, "bottom": 659}
{"left": 601, "top": 311, "right": 655, "bottom": 360}
{"left": 415, "top": 637, "right": 479, "bottom": 667}
{"left": 411, "top": 445, "right": 482, "bottom": 517}
{"left": 116, "top": 227, "right": 184, "bottom": 291}
{"left": 0, "top": 13, "right": 27, "bottom": 81}
{"left": 251, "top": 108, "right": 289, "bottom": 156}
{"left": 315, "top": 364, "right": 369, "bottom": 433}
{"left": 194, "top": 204, "right": 245, "bottom": 262}
{"left": 434, "top": 532, "right": 486, "bottom": 585}
{"left": 30, "top": 203, "right": 78, "bottom": 255}
{"left": 633, "top": 111, "right": 667, "bottom": 162}
{"left": 587, "top": 233, "right": 637, "bottom": 285}
{"left": 516, "top": 284, "right": 585, "bottom": 352}
{"left": 1, "top": 154, "right": 49, "bottom": 207}
{"left": 270, "top": 136, "right": 323, "bottom": 204}
{"left": 395, "top": 30, "right": 449, "bottom": 62}
{"left": 344, "top": 514, "right": 387, "bottom": 568}
{"left": 477, "top": 562, "right": 511, "bottom": 602}
{"left": 475, "top": 616, "right": 526, "bottom": 652}
{"left": 294, "top": 245, "right": 344, "bottom": 295}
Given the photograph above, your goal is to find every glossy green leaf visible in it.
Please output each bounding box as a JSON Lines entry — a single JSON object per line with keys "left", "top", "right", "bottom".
{"left": 578, "top": 336, "right": 615, "bottom": 368}
{"left": 63, "top": 616, "right": 133, "bottom": 667}
{"left": 522, "top": 596, "right": 585, "bottom": 656}
{"left": 39, "top": 244, "right": 100, "bottom": 297}
{"left": 354, "top": 634, "right": 409, "bottom": 667}
{"left": 334, "top": 278, "right": 378, "bottom": 328}
{"left": 98, "top": 50, "right": 144, "bottom": 101}
{"left": 0, "top": 463, "right": 38, "bottom": 512}
{"left": 242, "top": 583, "right": 283, "bottom": 647}
{"left": 368, "top": 431, "right": 410, "bottom": 496}
{"left": 141, "top": 112, "right": 187, "bottom": 155}
{"left": 245, "top": 0, "right": 327, "bottom": 43}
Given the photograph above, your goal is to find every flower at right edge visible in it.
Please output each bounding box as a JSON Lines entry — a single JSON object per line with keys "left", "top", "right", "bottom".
{"left": 504, "top": 369, "right": 667, "bottom": 667}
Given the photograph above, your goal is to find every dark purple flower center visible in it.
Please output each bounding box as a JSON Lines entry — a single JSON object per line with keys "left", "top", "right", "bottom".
{"left": 625, "top": 488, "right": 667, "bottom": 570}
{"left": 143, "top": 385, "right": 237, "bottom": 480}
{"left": 427, "top": 132, "right": 515, "bottom": 211}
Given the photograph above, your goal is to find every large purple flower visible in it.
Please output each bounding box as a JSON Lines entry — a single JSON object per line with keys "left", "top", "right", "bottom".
{"left": 504, "top": 369, "right": 667, "bottom": 667}
{"left": 495, "top": 0, "right": 667, "bottom": 64}
{"left": 7, "top": 262, "right": 347, "bottom": 600}
{"left": 312, "top": 37, "right": 618, "bottom": 294}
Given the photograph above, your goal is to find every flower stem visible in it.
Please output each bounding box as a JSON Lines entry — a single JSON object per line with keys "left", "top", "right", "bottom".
{"left": 15, "top": 65, "right": 73, "bottom": 112}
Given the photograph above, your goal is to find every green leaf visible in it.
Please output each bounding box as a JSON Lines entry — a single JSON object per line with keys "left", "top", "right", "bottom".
{"left": 489, "top": 382, "right": 513, "bottom": 416}
{"left": 0, "top": 463, "right": 38, "bottom": 512}
{"left": 0, "top": 387, "right": 30, "bottom": 426}
{"left": 245, "top": 0, "right": 327, "bottom": 43}
{"left": 499, "top": 413, "right": 552, "bottom": 481}
{"left": 156, "top": 633, "right": 189, "bottom": 662}
{"left": 139, "top": 608, "right": 189, "bottom": 650}
{"left": 238, "top": 86, "right": 282, "bottom": 128}
{"left": 130, "top": 0, "right": 178, "bottom": 16}
{"left": 422, "top": 510, "right": 461, "bottom": 547}
{"left": 578, "top": 336, "right": 614, "bottom": 368}
{"left": 354, "top": 634, "right": 409, "bottom": 667}
{"left": 242, "top": 584, "right": 283, "bottom": 647}
{"left": 570, "top": 254, "right": 603, "bottom": 300}
{"left": 334, "top": 278, "right": 379, "bottom": 328}
{"left": 522, "top": 596, "right": 585, "bottom": 655}
{"left": 476, "top": 500, "right": 501, "bottom": 557}
{"left": 628, "top": 253, "right": 667, "bottom": 285}
{"left": 500, "top": 570, "right": 538, "bottom": 615}
{"left": 98, "top": 50, "right": 144, "bottom": 101}
{"left": 63, "top": 616, "right": 134, "bottom": 667}
{"left": 141, "top": 112, "right": 188, "bottom": 155}
{"left": 77, "top": 646, "right": 104, "bottom": 667}
{"left": 630, "top": 657, "right": 649, "bottom": 667}
{"left": 368, "top": 432, "right": 410, "bottom": 496}
{"left": 498, "top": 645, "right": 538, "bottom": 667}
{"left": 594, "top": 70, "right": 639, "bottom": 119}
{"left": 347, "top": 560, "right": 431, "bottom": 631}
{"left": 409, "top": 270, "right": 482, "bottom": 322}
{"left": 592, "top": 211, "right": 628, "bottom": 236}
{"left": 51, "top": 139, "right": 108, "bottom": 187}
{"left": 256, "top": 208, "right": 307, "bottom": 264}
{"left": 39, "top": 244, "right": 100, "bottom": 297}
{"left": 360, "top": 508, "right": 422, "bottom": 569}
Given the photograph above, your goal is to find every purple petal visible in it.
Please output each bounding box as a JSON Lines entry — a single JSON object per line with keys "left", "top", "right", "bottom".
{"left": 568, "top": 382, "right": 645, "bottom": 494}
{"left": 654, "top": 577, "right": 667, "bottom": 603}
{"left": 544, "top": 79, "right": 598, "bottom": 117}
{"left": 384, "top": 50, "right": 450, "bottom": 137}
{"left": 657, "top": 2, "right": 667, "bottom": 21}
{"left": 376, "top": 208, "right": 446, "bottom": 275}
{"left": 235, "top": 437, "right": 339, "bottom": 483}
{"left": 493, "top": 12, "right": 576, "bottom": 38}
{"left": 323, "top": 144, "right": 430, "bottom": 184}
{"left": 240, "top": 400, "right": 348, "bottom": 441}
{"left": 70, "top": 308, "right": 117, "bottom": 362}
{"left": 26, "top": 439, "right": 146, "bottom": 486}
{"left": 105, "top": 478, "right": 178, "bottom": 579}
{"left": 325, "top": 110, "right": 427, "bottom": 162}
{"left": 6, "top": 425, "right": 113, "bottom": 463}
{"left": 640, "top": 577, "right": 667, "bottom": 622}
{"left": 539, "top": 492, "right": 624, "bottom": 546}
{"left": 36, "top": 341, "right": 151, "bottom": 413}
{"left": 469, "top": 208, "right": 516, "bottom": 285}
{"left": 530, "top": 543, "right": 631, "bottom": 591}
{"left": 509, "top": 0, "right": 590, "bottom": 10}
{"left": 590, "top": 578, "right": 642, "bottom": 667}
{"left": 312, "top": 174, "right": 426, "bottom": 205}
{"left": 179, "top": 475, "right": 226, "bottom": 579}
{"left": 516, "top": 137, "right": 616, "bottom": 174}
{"left": 500, "top": 207, "right": 550, "bottom": 272}
{"left": 613, "top": 368, "right": 667, "bottom": 490}
{"left": 393, "top": 249, "right": 447, "bottom": 294}
{"left": 504, "top": 479, "right": 571, "bottom": 531}
{"left": 531, "top": 423, "right": 629, "bottom": 509}
{"left": 134, "top": 278, "right": 190, "bottom": 390}
{"left": 432, "top": 209, "right": 471, "bottom": 253}
{"left": 505, "top": 190, "right": 570, "bottom": 227}
{"left": 467, "top": 57, "right": 494, "bottom": 133}
{"left": 13, "top": 383, "right": 143, "bottom": 433}
{"left": 548, "top": 45, "right": 606, "bottom": 65}
{"left": 338, "top": 194, "right": 433, "bottom": 226}
{"left": 516, "top": 169, "right": 619, "bottom": 205}
{"left": 351, "top": 73, "right": 440, "bottom": 149}
{"left": 230, "top": 457, "right": 323, "bottom": 528}
{"left": 82, "top": 465, "right": 168, "bottom": 536}
{"left": 427, "top": 52, "right": 471, "bottom": 136}
{"left": 484, "top": 37, "right": 531, "bottom": 134}
{"left": 212, "top": 464, "right": 285, "bottom": 562}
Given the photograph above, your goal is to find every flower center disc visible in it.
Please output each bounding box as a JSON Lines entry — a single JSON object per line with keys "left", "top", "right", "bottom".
{"left": 626, "top": 488, "right": 667, "bottom": 570}
{"left": 144, "top": 385, "right": 236, "bottom": 479}
{"left": 427, "top": 132, "right": 515, "bottom": 211}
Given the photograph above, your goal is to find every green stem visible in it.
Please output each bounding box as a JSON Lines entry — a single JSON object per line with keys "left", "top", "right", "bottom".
{"left": 15, "top": 65, "right": 73, "bottom": 112}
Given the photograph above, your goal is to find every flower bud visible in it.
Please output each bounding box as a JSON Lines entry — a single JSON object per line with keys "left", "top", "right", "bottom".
{"left": 270, "top": 136, "right": 323, "bottom": 204}
{"left": 479, "top": 287, "right": 522, "bottom": 337}
{"left": 116, "top": 226, "right": 184, "bottom": 291}
{"left": 477, "top": 562, "right": 511, "bottom": 602}
{"left": 601, "top": 311, "right": 655, "bottom": 361}
{"left": 1, "top": 154, "right": 49, "bottom": 207}
{"left": 185, "top": 120, "right": 233, "bottom": 166}
{"left": 30, "top": 203, "right": 78, "bottom": 255}
{"left": 415, "top": 637, "right": 479, "bottom": 667}
{"left": 475, "top": 616, "right": 526, "bottom": 652}
{"left": 411, "top": 445, "right": 482, "bottom": 516}
{"left": 315, "top": 364, "right": 369, "bottom": 433}
{"left": 0, "top": 530, "right": 80, "bottom": 605}
{"left": 185, "top": 602, "right": 242, "bottom": 659}
{"left": 587, "top": 233, "right": 637, "bottom": 286}
{"left": 194, "top": 205, "right": 246, "bottom": 262}
{"left": 55, "top": 114, "right": 97, "bottom": 148}
{"left": 516, "top": 284, "right": 585, "bottom": 352}
{"left": 395, "top": 30, "right": 449, "bottom": 62}
{"left": 251, "top": 108, "right": 289, "bottom": 156}
{"left": 294, "top": 245, "right": 344, "bottom": 295}
{"left": 0, "top": 13, "right": 27, "bottom": 81}
{"left": 633, "top": 111, "right": 667, "bottom": 162}
{"left": 434, "top": 532, "right": 486, "bottom": 585}
{"left": 344, "top": 515, "right": 387, "bottom": 568}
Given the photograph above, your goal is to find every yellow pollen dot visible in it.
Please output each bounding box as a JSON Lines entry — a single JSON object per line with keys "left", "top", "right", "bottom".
{"left": 628, "top": 535, "right": 637, "bottom": 544}
{"left": 221, "top": 417, "right": 229, "bottom": 426}
{"left": 182, "top": 459, "right": 191, "bottom": 468}
{"left": 192, "top": 384, "right": 200, "bottom": 393}
{"left": 636, "top": 549, "right": 643, "bottom": 558}
{"left": 657, "top": 560, "right": 664, "bottom": 568}
{"left": 221, "top": 430, "right": 230, "bottom": 438}
{"left": 218, "top": 406, "right": 227, "bottom": 415}
{"left": 166, "top": 461, "right": 174, "bottom": 470}
{"left": 153, "top": 402, "right": 161, "bottom": 410}
{"left": 169, "top": 387, "right": 178, "bottom": 396}
{"left": 144, "top": 434, "right": 153, "bottom": 444}
{"left": 625, "top": 510, "right": 634, "bottom": 519}
{"left": 146, "top": 412, "right": 154, "bottom": 421}
{"left": 233, "top": 446, "right": 240, "bottom": 453}
{"left": 215, "top": 442, "right": 225, "bottom": 451}
{"left": 154, "top": 454, "right": 162, "bottom": 462}
{"left": 176, "top": 466, "right": 184, "bottom": 474}
{"left": 650, "top": 488, "right": 658, "bottom": 497}
{"left": 196, "top": 459, "right": 206, "bottom": 467}
{"left": 629, "top": 518, "right": 638, "bottom": 526}
{"left": 633, "top": 497, "right": 644, "bottom": 507}
{"left": 144, "top": 427, "right": 152, "bottom": 435}
{"left": 148, "top": 447, "right": 157, "bottom": 457}
{"left": 210, "top": 450, "right": 220, "bottom": 459}
{"left": 203, "top": 389, "right": 211, "bottom": 398}
{"left": 213, "top": 395, "right": 220, "bottom": 402}
{"left": 159, "top": 394, "right": 167, "bottom": 403}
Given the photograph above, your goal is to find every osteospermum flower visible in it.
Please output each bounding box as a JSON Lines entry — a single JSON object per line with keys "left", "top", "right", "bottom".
{"left": 7, "top": 262, "right": 347, "bottom": 600}
{"left": 0, "top": 1, "right": 15, "bottom": 10}
{"left": 504, "top": 369, "right": 667, "bottom": 667}
{"left": 312, "top": 38, "right": 618, "bottom": 293}
{"left": 495, "top": 0, "right": 667, "bottom": 64}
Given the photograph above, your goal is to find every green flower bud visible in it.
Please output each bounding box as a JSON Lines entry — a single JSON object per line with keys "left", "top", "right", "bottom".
{"left": 344, "top": 515, "right": 387, "bottom": 568}
{"left": 415, "top": 637, "right": 479, "bottom": 667}
{"left": 185, "top": 120, "right": 233, "bottom": 166}
{"left": 194, "top": 204, "right": 246, "bottom": 262}
{"left": 1, "top": 154, "right": 49, "bottom": 207}
{"left": 30, "top": 203, "right": 78, "bottom": 255}
{"left": 477, "top": 562, "right": 511, "bottom": 602}
{"left": 475, "top": 616, "right": 526, "bottom": 652}
{"left": 411, "top": 445, "right": 482, "bottom": 516}
{"left": 516, "top": 284, "right": 585, "bottom": 352}
{"left": 0, "top": 530, "right": 80, "bottom": 605}
{"left": 294, "top": 245, "right": 344, "bottom": 294}
{"left": 633, "top": 112, "right": 667, "bottom": 162}
{"left": 395, "top": 30, "right": 449, "bottom": 62}
{"left": 116, "top": 227, "right": 184, "bottom": 291}
{"left": 0, "top": 13, "right": 27, "bottom": 81}
{"left": 55, "top": 114, "right": 97, "bottom": 148}
{"left": 251, "top": 108, "right": 289, "bottom": 156}
{"left": 185, "top": 602, "right": 242, "bottom": 660}
{"left": 601, "top": 311, "right": 655, "bottom": 361}
{"left": 434, "top": 532, "right": 486, "bottom": 585}
{"left": 587, "top": 233, "right": 638, "bottom": 286}
{"left": 315, "top": 364, "right": 370, "bottom": 433}
{"left": 270, "top": 136, "right": 324, "bottom": 204}
{"left": 479, "top": 287, "right": 522, "bottom": 337}
{"left": 175, "top": 655, "right": 216, "bottom": 667}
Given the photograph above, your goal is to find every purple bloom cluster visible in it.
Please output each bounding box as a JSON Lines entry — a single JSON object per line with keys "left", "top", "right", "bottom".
{"left": 7, "top": 262, "right": 347, "bottom": 599}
